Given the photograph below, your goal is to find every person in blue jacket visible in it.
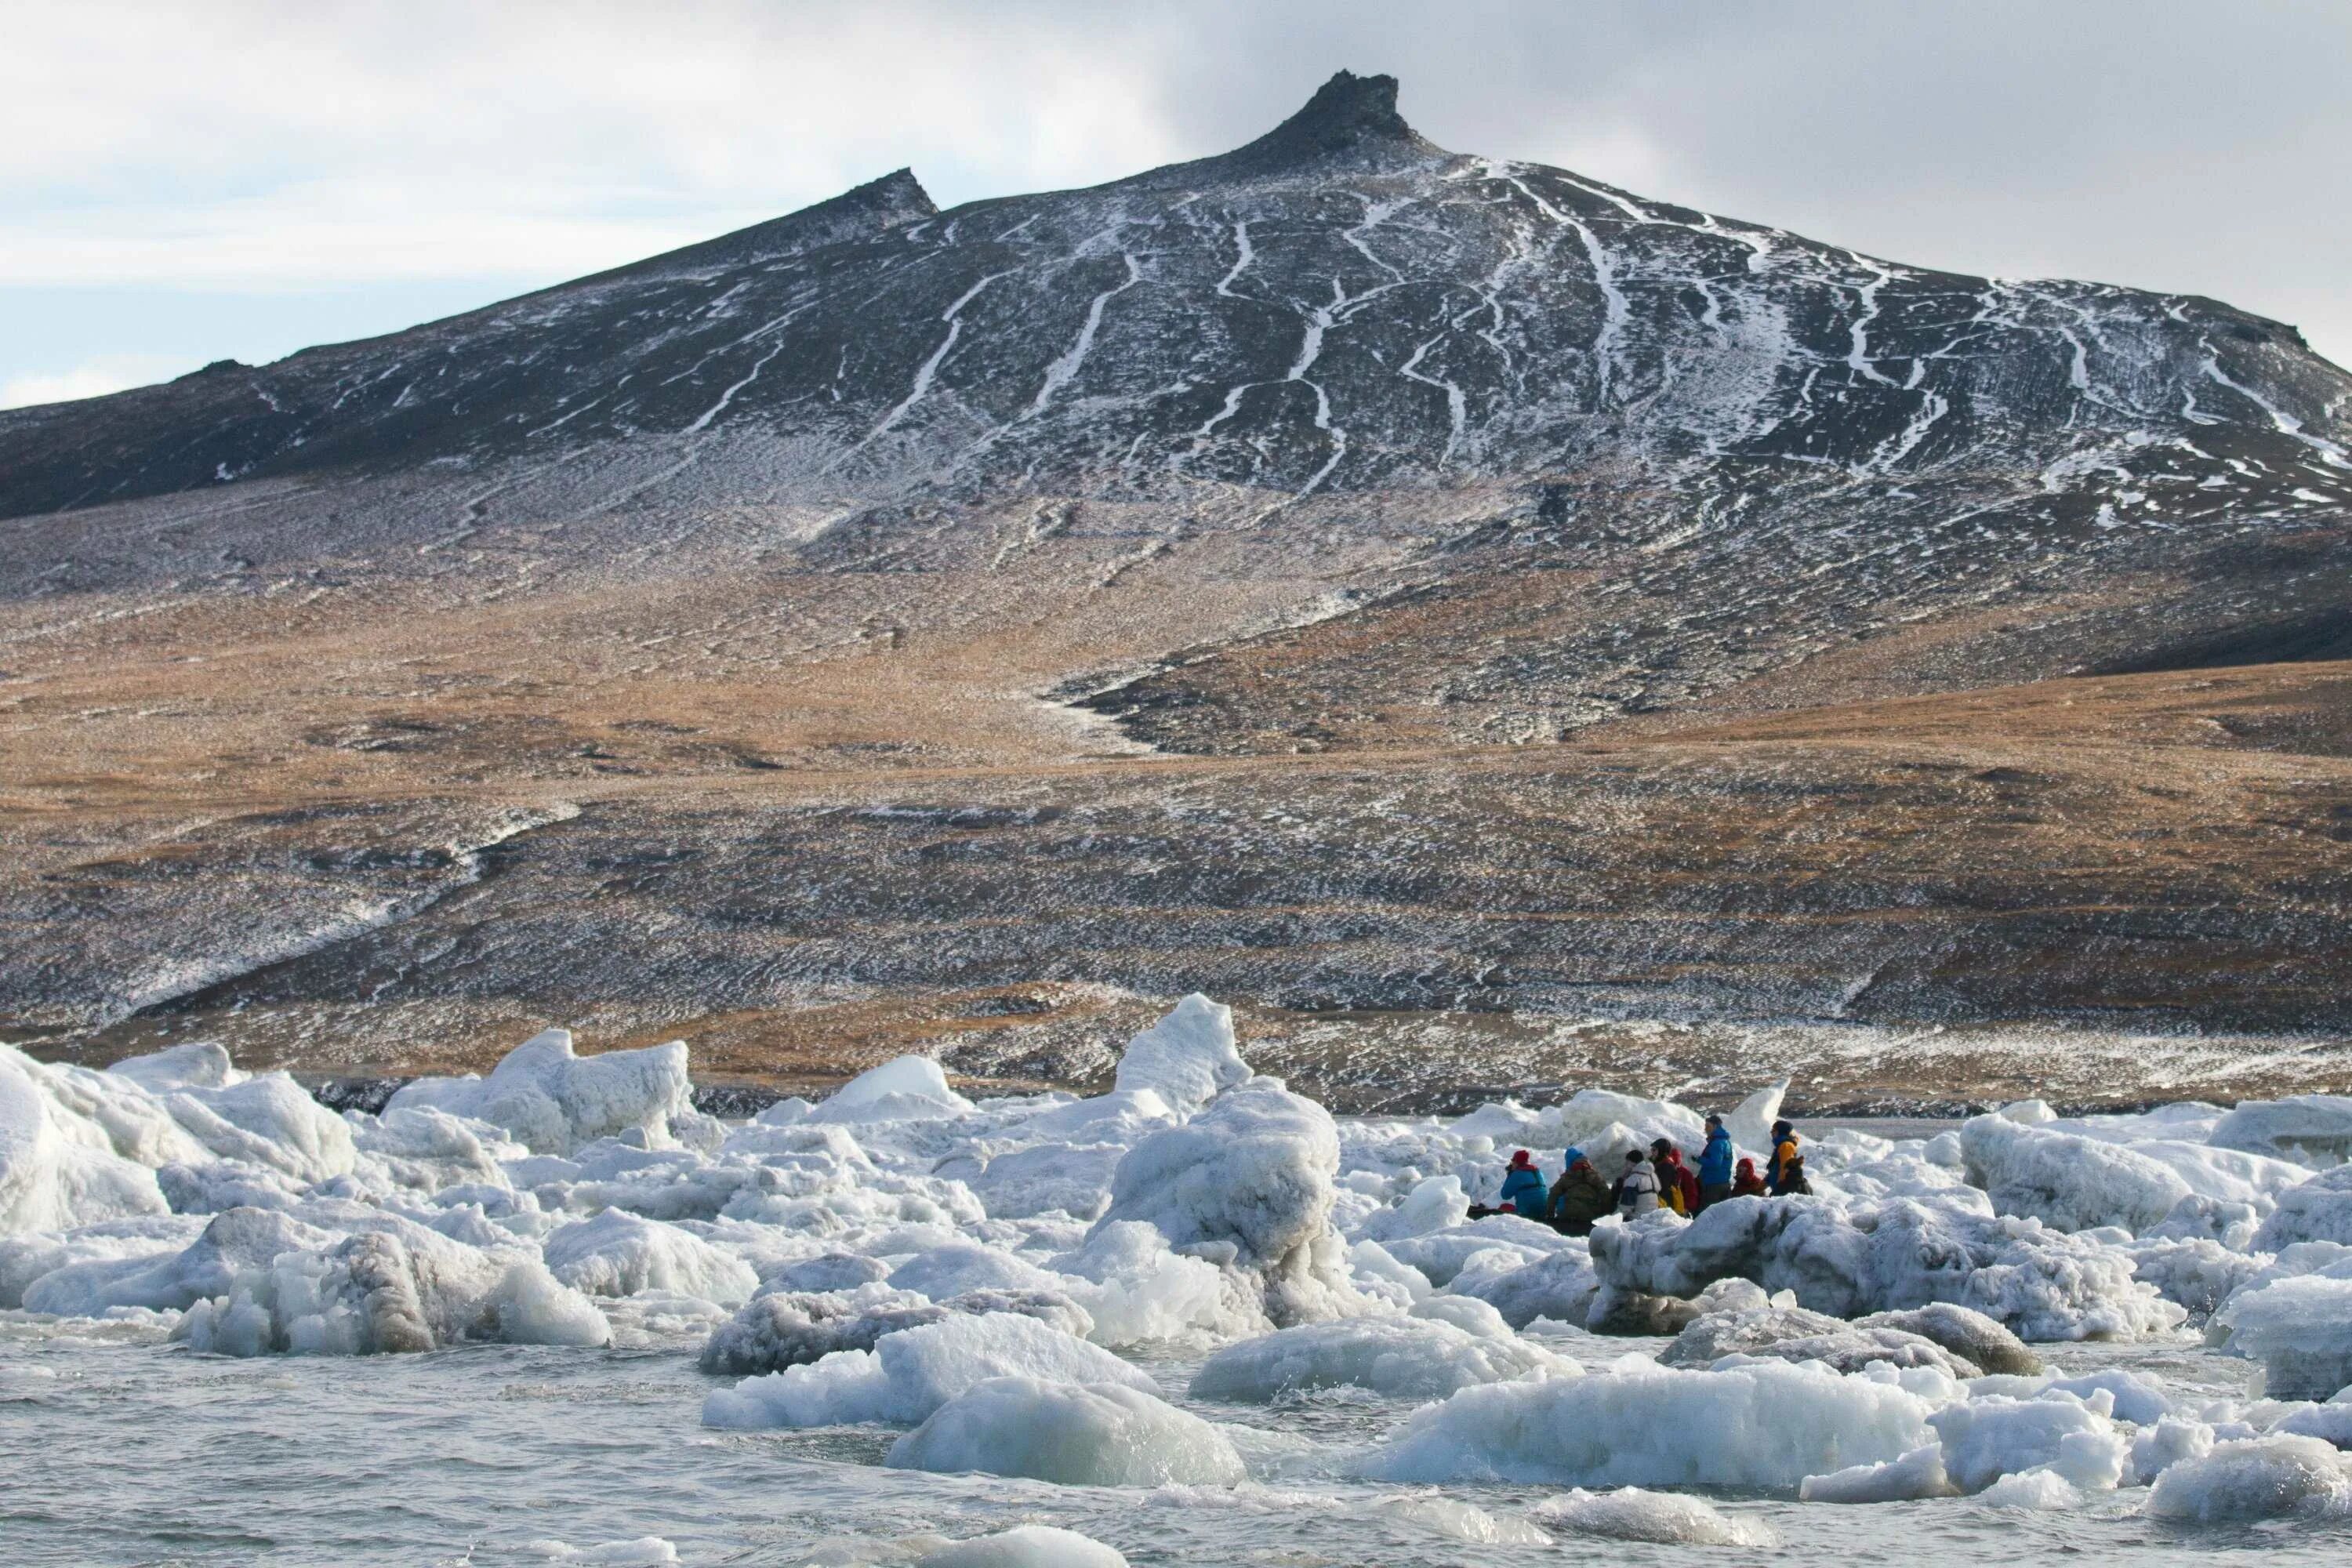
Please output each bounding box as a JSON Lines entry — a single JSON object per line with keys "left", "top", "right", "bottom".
{"left": 1695, "top": 1113, "right": 1736, "bottom": 1211}
{"left": 1497, "top": 1149, "right": 1546, "bottom": 1215}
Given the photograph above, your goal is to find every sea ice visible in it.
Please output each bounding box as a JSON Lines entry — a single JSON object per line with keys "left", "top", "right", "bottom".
{"left": 911, "top": 1526, "right": 1127, "bottom": 1567}
{"left": 2143, "top": 1434, "right": 2352, "bottom": 1519}
{"left": 2210, "top": 1095, "right": 2352, "bottom": 1167}
{"left": 1857, "top": 1303, "right": 2041, "bottom": 1374}
{"left": 1927, "top": 1389, "right": 2130, "bottom": 1493}
{"left": 543, "top": 1207, "right": 758, "bottom": 1305}
{"left": 1975, "top": 1468, "right": 2082, "bottom": 1509}
{"left": 387, "top": 1029, "right": 692, "bottom": 1155}
{"left": 1374, "top": 1358, "right": 1932, "bottom": 1490}
{"left": 886, "top": 1376, "right": 1247, "bottom": 1486}
{"left": 1050, "top": 1218, "right": 1252, "bottom": 1345}
{"left": 0, "top": 1214, "right": 203, "bottom": 1308}
{"left": 1110, "top": 993, "right": 1249, "bottom": 1116}
{"left": 523, "top": 1537, "right": 681, "bottom": 1566}
{"left": 2272, "top": 1392, "right": 2352, "bottom": 1450}
{"left": 1588, "top": 1193, "right": 2182, "bottom": 1340}
{"left": 2212, "top": 1273, "right": 2352, "bottom": 1399}
{"left": 888, "top": 1240, "right": 1064, "bottom": 1301}
{"left": 814, "top": 1055, "right": 975, "bottom": 1124}
{"left": 1442, "top": 1241, "right": 1602, "bottom": 1330}
{"left": 1961, "top": 1115, "right": 2194, "bottom": 1233}
{"left": 698, "top": 1287, "right": 1092, "bottom": 1376}
{"left": 2256, "top": 1165, "right": 2352, "bottom": 1250}
{"left": 172, "top": 1221, "right": 608, "bottom": 1355}
{"left": 1091, "top": 1076, "right": 1356, "bottom": 1325}
{"left": 701, "top": 1309, "right": 1154, "bottom": 1428}
{"left": 2129, "top": 1417, "right": 2216, "bottom": 1484}
{"left": 1, "top": 1046, "right": 171, "bottom": 1233}
{"left": 1530, "top": 1486, "right": 1776, "bottom": 1545}
{"left": 964, "top": 1142, "right": 1123, "bottom": 1221}
{"left": 23, "top": 1205, "right": 325, "bottom": 1316}
{"left": 1800, "top": 1443, "right": 1959, "bottom": 1503}
{"left": 1660, "top": 1303, "right": 1983, "bottom": 1377}
{"left": 1188, "top": 1315, "right": 1574, "bottom": 1401}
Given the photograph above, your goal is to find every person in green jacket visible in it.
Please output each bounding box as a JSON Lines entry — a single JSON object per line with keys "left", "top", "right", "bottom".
{"left": 1546, "top": 1149, "right": 1613, "bottom": 1236}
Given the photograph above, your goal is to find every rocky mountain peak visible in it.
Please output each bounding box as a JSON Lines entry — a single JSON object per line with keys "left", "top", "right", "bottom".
{"left": 1145, "top": 70, "right": 1448, "bottom": 185}
{"left": 1269, "top": 70, "right": 1417, "bottom": 151}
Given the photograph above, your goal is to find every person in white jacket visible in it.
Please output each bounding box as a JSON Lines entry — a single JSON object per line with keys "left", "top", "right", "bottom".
{"left": 1612, "top": 1149, "right": 1662, "bottom": 1218}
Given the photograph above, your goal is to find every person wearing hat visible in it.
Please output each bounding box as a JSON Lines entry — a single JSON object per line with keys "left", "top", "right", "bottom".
{"left": 1546, "top": 1148, "right": 1613, "bottom": 1236}
{"left": 1646, "top": 1137, "right": 1696, "bottom": 1215}
{"left": 1695, "top": 1113, "right": 1735, "bottom": 1212}
{"left": 1497, "top": 1149, "right": 1547, "bottom": 1216}
{"left": 1766, "top": 1120, "right": 1809, "bottom": 1196}
{"left": 1612, "top": 1148, "right": 1662, "bottom": 1218}
{"left": 1732, "top": 1156, "right": 1769, "bottom": 1197}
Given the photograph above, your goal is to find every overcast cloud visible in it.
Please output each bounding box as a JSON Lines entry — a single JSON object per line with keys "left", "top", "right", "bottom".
{"left": 3, "top": 0, "right": 2345, "bottom": 408}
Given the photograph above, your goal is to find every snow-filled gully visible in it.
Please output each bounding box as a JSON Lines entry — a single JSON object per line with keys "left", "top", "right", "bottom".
{"left": 7, "top": 997, "right": 2352, "bottom": 1563}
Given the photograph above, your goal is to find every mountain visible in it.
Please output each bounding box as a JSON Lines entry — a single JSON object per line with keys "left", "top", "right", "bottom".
{"left": 5, "top": 73, "right": 2350, "bottom": 1110}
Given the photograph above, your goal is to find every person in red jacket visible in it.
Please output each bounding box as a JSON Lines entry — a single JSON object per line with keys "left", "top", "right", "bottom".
{"left": 1649, "top": 1138, "right": 1700, "bottom": 1217}
{"left": 1731, "top": 1156, "right": 1768, "bottom": 1197}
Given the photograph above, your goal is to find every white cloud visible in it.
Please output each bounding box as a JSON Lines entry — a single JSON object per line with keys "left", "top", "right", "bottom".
{"left": 0, "top": 354, "right": 186, "bottom": 410}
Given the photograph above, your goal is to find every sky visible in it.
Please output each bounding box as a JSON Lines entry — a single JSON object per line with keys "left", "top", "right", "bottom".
{"left": 4, "top": 0, "right": 2346, "bottom": 409}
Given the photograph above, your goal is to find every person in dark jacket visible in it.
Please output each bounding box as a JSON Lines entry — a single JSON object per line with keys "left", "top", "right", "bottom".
{"left": 1766, "top": 1120, "right": 1804, "bottom": 1195}
{"left": 1650, "top": 1138, "right": 1700, "bottom": 1216}
{"left": 1695, "top": 1114, "right": 1735, "bottom": 1212}
{"left": 1731, "top": 1156, "right": 1768, "bottom": 1198}
{"left": 1497, "top": 1149, "right": 1546, "bottom": 1215}
{"left": 1547, "top": 1150, "right": 1614, "bottom": 1236}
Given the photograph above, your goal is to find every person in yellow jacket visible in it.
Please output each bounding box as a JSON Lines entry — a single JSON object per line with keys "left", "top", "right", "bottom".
{"left": 1766, "top": 1120, "right": 1810, "bottom": 1196}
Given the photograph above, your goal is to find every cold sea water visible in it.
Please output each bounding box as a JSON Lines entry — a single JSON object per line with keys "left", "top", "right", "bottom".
{"left": 5, "top": 1312, "right": 2346, "bottom": 1567}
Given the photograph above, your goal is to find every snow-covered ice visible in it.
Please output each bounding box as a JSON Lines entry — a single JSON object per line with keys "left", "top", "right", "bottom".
{"left": 1373, "top": 1358, "right": 1934, "bottom": 1488}
{"left": 887, "top": 1376, "right": 1247, "bottom": 1486}
{"left": 1530, "top": 1486, "right": 1777, "bottom": 1544}
{"left": 1189, "top": 1314, "right": 1575, "bottom": 1401}
{"left": 2143, "top": 1435, "right": 2352, "bottom": 1519}
{"left": 387, "top": 1029, "right": 692, "bottom": 1156}
{"left": 702, "top": 1310, "right": 1156, "bottom": 1428}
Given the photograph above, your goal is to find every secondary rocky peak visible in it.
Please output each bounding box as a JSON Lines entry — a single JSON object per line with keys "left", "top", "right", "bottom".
{"left": 839, "top": 167, "right": 939, "bottom": 225}
{"left": 572, "top": 166, "right": 938, "bottom": 288}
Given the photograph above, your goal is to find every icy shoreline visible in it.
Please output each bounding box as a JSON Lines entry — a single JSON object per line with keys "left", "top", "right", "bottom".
{"left": 7, "top": 996, "right": 2352, "bottom": 1563}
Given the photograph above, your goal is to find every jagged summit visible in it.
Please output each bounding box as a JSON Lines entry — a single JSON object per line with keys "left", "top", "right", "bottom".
{"left": 1135, "top": 70, "right": 1450, "bottom": 186}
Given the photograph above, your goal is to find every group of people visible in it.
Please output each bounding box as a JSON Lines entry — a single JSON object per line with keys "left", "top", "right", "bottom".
{"left": 1486, "top": 1116, "right": 1810, "bottom": 1236}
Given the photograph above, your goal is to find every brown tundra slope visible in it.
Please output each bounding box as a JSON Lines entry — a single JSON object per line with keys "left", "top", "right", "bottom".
{"left": 4, "top": 74, "right": 2350, "bottom": 1109}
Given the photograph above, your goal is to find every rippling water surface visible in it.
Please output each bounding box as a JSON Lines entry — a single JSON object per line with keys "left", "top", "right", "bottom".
{"left": 5, "top": 1315, "right": 2350, "bottom": 1566}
